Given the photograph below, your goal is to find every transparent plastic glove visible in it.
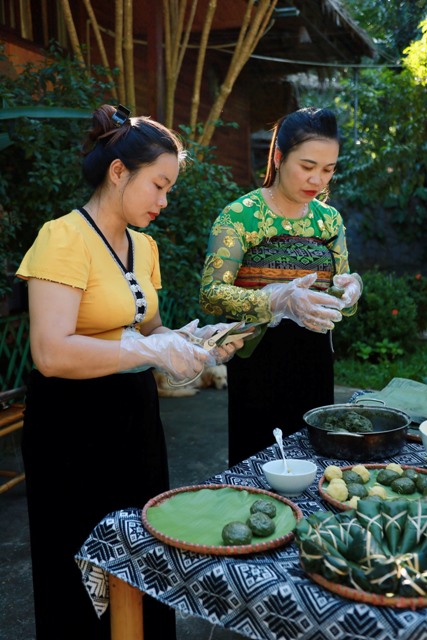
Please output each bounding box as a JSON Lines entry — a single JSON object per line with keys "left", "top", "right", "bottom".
{"left": 333, "top": 273, "right": 363, "bottom": 307}
{"left": 119, "top": 327, "right": 213, "bottom": 381}
{"left": 175, "top": 319, "right": 248, "bottom": 364}
{"left": 264, "top": 273, "right": 344, "bottom": 333}
{"left": 176, "top": 319, "right": 233, "bottom": 342}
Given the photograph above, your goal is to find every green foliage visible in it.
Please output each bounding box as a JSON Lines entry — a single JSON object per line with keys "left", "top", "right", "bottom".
{"left": 335, "top": 341, "right": 427, "bottom": 390}
{"left": 0, "top": 41, "right": 114, "bottom": 298}
{"left": 333, "top": 269, "right": 419, "bottom": 358}
{"left": 147, "top": 131, "right": 242, "bottom": 328}
{"left": 351, "top": 339, "right": 404, "bottom": 363}
{"left": 401, "top": 272, "right": 427, "bottom": 332}
{"left": 0, "top": 40, "right": 242, "bottom": 324}
{"left": 403, "top": 18, "right": 427, "bottom": 85}
{"left": 333, "top": 267, "right": 427, "bottom": 389}
{"left": 342, "top": 0, "right": 426, "bottom": 59}
{"left": 299, "top": 3, "right": 427, "bottom": 259}
{"left": 334, "top": 66, "right": 427, "bottom": 233}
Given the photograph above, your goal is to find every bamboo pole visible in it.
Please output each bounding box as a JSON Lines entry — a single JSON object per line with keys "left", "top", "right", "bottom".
{"left": 164, "top": 0, "right": 198, "bottom": 128}
{"left": 189, "top": 0, "right": 216, "bottom": 132}
{"left": 60, "top": 0, "right": 86, "bottom": 66}
{"left": 198, "top": 0, "right": 278, "bottom": 147}
{"left": 123, "top": 0, "right": 136, "bottom": 109}
{"left": 163, "top": 0, "right": 175, "bottom": 127}
{"left": 82, "top": 0, "right": 118, "bottom": 100}
{"left": 114, "top": 0, "right": 126, "bottom": 103}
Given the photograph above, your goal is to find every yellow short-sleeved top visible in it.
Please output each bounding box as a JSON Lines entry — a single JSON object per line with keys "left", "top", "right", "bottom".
{"left": 16, "top": 208, "right": 161, "bottom": 340}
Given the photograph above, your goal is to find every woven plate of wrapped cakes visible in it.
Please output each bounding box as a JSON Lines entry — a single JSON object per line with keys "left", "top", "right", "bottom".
{"left": 294, "top": 463, "right": 427, "bottom": 608}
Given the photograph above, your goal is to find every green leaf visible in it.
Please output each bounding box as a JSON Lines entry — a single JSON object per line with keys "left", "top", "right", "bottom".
{"left": 0, "top": 107, "right": 91, "bottom": 120}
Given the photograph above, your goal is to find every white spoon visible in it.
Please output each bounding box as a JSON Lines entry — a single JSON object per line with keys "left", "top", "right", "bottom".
{"left": 273, "top": 427, "right": 289, "bottom": 474}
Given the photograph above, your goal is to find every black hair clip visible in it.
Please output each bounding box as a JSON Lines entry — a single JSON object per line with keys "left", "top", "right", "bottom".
{"left": 112, "top": 104, "right": 131, "bottom": 127}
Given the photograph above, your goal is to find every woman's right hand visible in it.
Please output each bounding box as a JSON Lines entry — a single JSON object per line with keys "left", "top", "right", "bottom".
{"left": 119, "top": 327, "right": 213, "bottom": 380}
{"left": 264, "top": 274, "right": 344, "bottom": 333}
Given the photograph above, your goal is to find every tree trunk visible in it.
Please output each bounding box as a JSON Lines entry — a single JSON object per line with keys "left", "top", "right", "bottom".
{"left": 59, "top": 0, "right": 86, "bottom": 66}
{"left": 123, "top": 0, "right": 136, "bottom": 108}
{"left": 114, "top": 0, "right": 126, "bottom": 103}
{"left": 198, "top": 0, "right": 278, "bottom": 147}
{"left": 82, "top": 0, "right": 118, "bottom": 100}
{"left": 164, "top": 0, "right": 198, "bottom": 128}
{"left": 189, "top": 0, "right": 217, "bottom": 132}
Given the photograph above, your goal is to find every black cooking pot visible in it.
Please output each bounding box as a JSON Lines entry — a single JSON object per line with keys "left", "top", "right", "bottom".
{"left": 303, "top": 404, "right": 411, "bottom": 461}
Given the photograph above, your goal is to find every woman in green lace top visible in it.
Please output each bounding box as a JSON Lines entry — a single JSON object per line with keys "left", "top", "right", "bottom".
{"left": 200, "top": 107, "right": 363, "bottom": 466}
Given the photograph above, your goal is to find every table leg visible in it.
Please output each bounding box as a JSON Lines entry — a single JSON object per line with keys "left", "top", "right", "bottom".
{"left": 109, "top": 574, "right": 144, "bottom": 640}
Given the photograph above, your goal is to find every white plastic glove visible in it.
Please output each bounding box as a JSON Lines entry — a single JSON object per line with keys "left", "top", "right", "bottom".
{"left": 118, "top": 327, "right": 213, "bottom": 381}
{"left": 176, "top": 319, "right": 249, "bottom": 364}
{"left": 332, "top": 273, "right": 363, "bottom": 307}
{"left": 264, "top": 273, "right": 344, "bottom": 333}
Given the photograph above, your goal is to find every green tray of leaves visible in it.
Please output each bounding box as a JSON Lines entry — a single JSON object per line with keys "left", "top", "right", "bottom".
{"left": 319, "top": 463, "right": 427, "bottom": 510}
{"left": 295, "top": 501, "right": 427, "bottom": 606}
{"left": 142, "top": 484, "right": 302, "bottom": 555}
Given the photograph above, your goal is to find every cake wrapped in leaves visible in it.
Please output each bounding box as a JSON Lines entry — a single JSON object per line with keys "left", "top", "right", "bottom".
{"left": 322, "top": 553, "right": 350, "bottom": 582}
{"left": 396, "top": 553, "right": 427, "bottom": 597}
{"left": 364, "top": 556, "right": 400, "bottom": 594}
{"left": 355, "top": 498, "right": 389, "bottom": 552}
{"left": 399, "top": 499, "right": 427, "bottom": 554}
{"left": 297, "top": 537, "right": 334, "bottom": 574}
{"left": 345, "top": 527, "right": 386, "bottom": 566}
{"left": 295, "top": 501, "right": 427, "bottom": 599}
{"left": 297, "top": 512, "right": 350, "bottom": 557}
{"left": 381, "top": 499, "right": 409, "bottom": 554}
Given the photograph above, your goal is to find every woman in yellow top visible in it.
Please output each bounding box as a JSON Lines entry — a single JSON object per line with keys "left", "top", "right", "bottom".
{"left": 16, "top": 104, "right": 244, "bottom": 640}
{"left": 200, "top": 107, "right": 362, "bottom": 466}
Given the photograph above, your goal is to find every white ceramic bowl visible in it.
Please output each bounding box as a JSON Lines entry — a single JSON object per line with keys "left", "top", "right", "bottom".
{"left": 419, "top": 421, "right": 427, "bottom": 453}
{"left": 262, "top": 459, "right": 317, "bottom": 497}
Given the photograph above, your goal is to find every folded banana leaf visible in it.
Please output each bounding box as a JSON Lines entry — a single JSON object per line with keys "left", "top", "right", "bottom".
{"left": 399, "top": 500, "right": 427, "bottom": 554}
{"left": 380, "top": 499, "right": 409, "bottom": 554}
{"left": 345, "top": 527, "right": 387, "bottom": 566}
{"left": 365, "top": 556, "right": 399, "bottom": 594}
{"left": 298, "top": 538, "right": 333, "bottom": 574}
{"left": 337, "top": 509, "right": 365, "bottom": 538}
{"left": 348, "top": 564, "right": 380, "bottom": 593}
{"left": 322, "top": 553, "right": 350, "bottom": 582}
{"left": 307, "top": 511, "right": 353, "bottom": 556}
{"left": 355, "top": 498, "right": 390, "bottom": 554}
{"left": 397, "top": 552, "right": 427, "bottom": 597}
{"left": 297, "top": 526, "right": 348, "bottom": 563}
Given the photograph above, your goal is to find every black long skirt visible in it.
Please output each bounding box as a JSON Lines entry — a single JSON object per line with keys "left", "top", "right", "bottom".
{"left": 227, "top": 320, "right": 334, "bottom": 467}
{"left": 22, "top": 369, "right": 176, "bottom": 640}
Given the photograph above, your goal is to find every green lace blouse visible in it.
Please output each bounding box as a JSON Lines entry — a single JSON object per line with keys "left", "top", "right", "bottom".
{"left": 200, "top": 188, "right": 356, "bottom": 324}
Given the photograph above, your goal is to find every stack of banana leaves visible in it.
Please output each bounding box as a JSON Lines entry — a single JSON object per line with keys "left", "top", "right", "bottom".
{"left": 295, "top": 499, "right": 427, "bottom": 597}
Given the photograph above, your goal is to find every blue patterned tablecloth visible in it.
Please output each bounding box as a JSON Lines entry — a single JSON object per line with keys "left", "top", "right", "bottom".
{"left": 75, "top": 430, "right": 427, "bottom": 640}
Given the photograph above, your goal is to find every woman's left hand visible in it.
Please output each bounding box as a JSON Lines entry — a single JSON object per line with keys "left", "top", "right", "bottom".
{"left": 333, "top": 273, "right": 363, "bottom": 307}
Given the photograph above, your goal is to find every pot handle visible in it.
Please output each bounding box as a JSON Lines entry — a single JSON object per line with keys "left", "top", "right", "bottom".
{"left": 353, "top": 397, "right": 385, "bottom": 407}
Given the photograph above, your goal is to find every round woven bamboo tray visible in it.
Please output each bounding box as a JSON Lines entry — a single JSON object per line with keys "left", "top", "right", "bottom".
{"left": 319, "top": 463, "right": 427, "bottom": 511}
{"left": 142, "top": 483, "right": 303, "bottom": 555}
{"left": 307, "top": 570, "right": 427, "bottom": 610}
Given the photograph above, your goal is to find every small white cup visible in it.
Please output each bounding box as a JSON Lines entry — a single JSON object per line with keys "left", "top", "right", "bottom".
{"left": 419, "top": 421, "right": 427, "bottom": 453}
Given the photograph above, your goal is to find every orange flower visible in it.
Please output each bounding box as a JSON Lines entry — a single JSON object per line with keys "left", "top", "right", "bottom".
{"left": 415, "top": 273, "right": 422, "bottom": 280}
{"left": 391, "top": 309, "right": 399, "bottom": 316}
